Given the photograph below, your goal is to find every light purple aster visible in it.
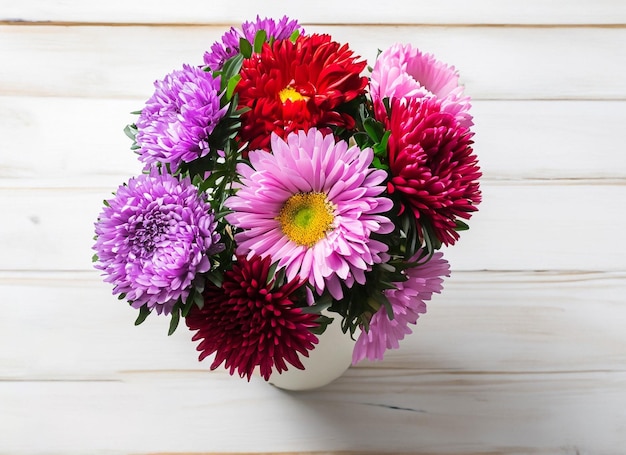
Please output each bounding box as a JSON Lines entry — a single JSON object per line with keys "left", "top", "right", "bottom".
{"left": 370, "top": 43, "right": 473, "bottom": 128}
{"left": 203, "top": 15, "right": 305, "bottom": 71}
{"left": 93, "top": 171, "right": 221, "bottom": 315}
{"left": 135, "top": 64, "right": 227, "bottom": 172}
{"left": 352, "top": 251, "right": 450, "bottom": 363}
{"left": 225, "top": 129, "right": 394, "bottom": 300}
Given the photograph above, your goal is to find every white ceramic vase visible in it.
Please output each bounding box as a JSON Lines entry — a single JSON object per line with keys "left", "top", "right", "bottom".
{"left": 268, "top": 318, "right": 357, "bottom": 391}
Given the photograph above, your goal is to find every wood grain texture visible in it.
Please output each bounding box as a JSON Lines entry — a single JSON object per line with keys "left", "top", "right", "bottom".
{"left": 2, "top": 0, "right": 626, "bottom": 25}
{"left": 1, "top": 3, "right": 625, "bottom": 454}
{"left": 1, "top": 25, "right": 626, "bottom": 100}
{"left": 2, "top": 370, "right": 626, "bottom": 454}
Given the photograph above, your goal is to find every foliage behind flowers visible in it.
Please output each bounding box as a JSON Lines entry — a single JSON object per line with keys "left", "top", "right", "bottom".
{"left": 93, "top": 16, "right": 482, "bottom": 381}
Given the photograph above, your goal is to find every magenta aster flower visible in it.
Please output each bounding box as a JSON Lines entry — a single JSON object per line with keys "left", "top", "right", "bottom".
{"left": 352, "top": 251, "right": 450, "bottom": 363}
{"left": 386, "top": 97, "right": 482, "bottom": 246}
{"left": 135, "top": 64, "right": 227, "bottom": 172}
{"left": 225, "top": 129, "right": 394, "bottom": 300}
{"left": 203, "top": 15, "right": 304, "bottom": 71}
{"left": 370, "top": 43, "right": 472, "bottom": 128}
{"left": 185, "top": 255, "right": 319, "bottom": 381}
{"left": 93, "top": 171, "right": 221, "bottom": 315}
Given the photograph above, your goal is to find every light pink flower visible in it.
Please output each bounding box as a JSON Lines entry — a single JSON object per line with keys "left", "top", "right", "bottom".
{"left": 370, "top": 43, "right": 472, "bottom": 128}
{"left": 225, "top": 129, "right": 394, "bottom": 299}
{"left": 352, "top": 251, "right": 450, "bottom": 363}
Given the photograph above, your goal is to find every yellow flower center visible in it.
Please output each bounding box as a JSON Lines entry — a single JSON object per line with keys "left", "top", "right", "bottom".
{"left": 279, "top": 86, "right": 307, "bottom": 103}
{"left": 278, "top": 192, "right": 335, "bottom": 247}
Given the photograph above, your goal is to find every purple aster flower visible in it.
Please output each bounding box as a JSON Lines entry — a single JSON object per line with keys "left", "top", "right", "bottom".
{"left": 93, "top": 171, "right": 222, "bottom": 315}
{"left": 135, "top": 64, "right": 227, "bottom": 172}
{"left": 225, "top": 129, "right": 394, "bottom": 300}
{"left": 203, "top": 27, "right": 242, "bottom": 72}
{"left": 241, "top": 15, "right": 303, "bottom": 42}
{"left": 203, "top": 15, "right": 304, "bottom": 71}
{"left": 352, "top": 251, "right": 450, "bottom": 363}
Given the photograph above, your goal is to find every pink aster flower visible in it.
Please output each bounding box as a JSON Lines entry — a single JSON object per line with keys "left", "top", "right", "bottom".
{"left": 352, "top": 251, "right": 450, "bottom": 363}
{"left": 370, "top": 43, "right": 472, "bottom": 128}
{"left": 93, "top": 171, "right": 221, "bottom": 315}
{"left": 135, "top": 64, "right": 227, "bottom": 172}
{"left": 225, "top": 129, "right": 394, "bottom": 300}
{"left": 203, "top": 15, "right": 305, "bottom": 71}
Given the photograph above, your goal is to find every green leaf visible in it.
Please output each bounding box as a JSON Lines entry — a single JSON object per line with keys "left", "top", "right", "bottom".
{"left": 134, "top": 304, "right": 151, "bottom": 326}
{"left": 91, "top": 253, "right": 98, "bottom": 263}
{"left": 168, "top": 309, "right": 180, "bottom": 336}
{"left": 378, "top": 280, "right": 398, "bottom": 291}
{"left": 205, "top": 270, "right": 223, "bottom": 288}
{"left": 272, "top": 266, "right": 287, "bottom": 288}
{"left": 182, "top": 289, "right": 202, "bottom": 317}
{"left": 309, "top": 314, "right": 334, "bottom": 335}
{"left": 455, "top": 220, "right": 470, "bottom": 231}
{"left": 289, "top": 29, "right": 300, "bottom": 42}
{"left": 363, "top": 117, "right": 384, "bottom": 142}
{"left": 300, "top": 293, "right": 333, "bottom": 314}
{"left": 253, "top": 29, "right": 267, "bottom": 53}
{"left": 226, "top": 74, "right": 241, "bottom": 101}
{"left": 239, "top": 38, "right": 252, "bottom": 59}
{"left": 378, "top": 130, "right": 391, "bottom": 152}
{"left": 382, "top": 97, "right": 391, "bottom": 116}
{"left": 352, "top": 132, "right": 370, "bottom": 148}
{"left": 266, "top": 260, "right": 279, "bottom": 285}
{"left": 422, "top": 218, "right": 443, "bottom": 252}
{"left": 219, "top": 53, "right": 244, "bottom": 93}
{"left": 130, "top": 110, "right": 142, "bottom": 115}
{"left": 193, "top": 289, "right": 204, "bottom": 308}
{"left": 123, "top": 123, "right": 137, "bottom": 141}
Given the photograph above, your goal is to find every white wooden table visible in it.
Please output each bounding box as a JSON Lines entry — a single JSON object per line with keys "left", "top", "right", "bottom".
{"left": 1, "top": 1, "right": 625, "bottom": 453}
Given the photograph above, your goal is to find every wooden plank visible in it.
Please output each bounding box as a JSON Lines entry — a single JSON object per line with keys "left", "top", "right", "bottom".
{"left": 1, "top": 25, "right": 626, "bottom": 100}
{"left": 1, "top": 270, "right": 624, "bottom": 380}
{"left": 2, "top": 0, "right": 626, "bottom": 25}
{"left": 471, "top": 100, "right": 626, "bottom": 180}
{"left": 439, "top": 181, "right": 626, "bottom": 272}
{"left": 1, "top": 183, "right": 625, "bottom": 272}
{"left": 1, "top": 370, "right": 625, "bottom": 454}
{"left": 2, "top": 97, "right": 626, "bottom": 188}
{"left": 0, "top": 96, "right": 144, "bottom": 188}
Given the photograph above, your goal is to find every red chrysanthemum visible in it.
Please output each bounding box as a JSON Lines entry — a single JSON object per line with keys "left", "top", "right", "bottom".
{"left": 386, "top": 97, "right": 482, "bottom": 246}
{"left": 235, "top": 34, "right": 368, "bottom": 151}
{"left": 185, "top": 255, "right": 319, "bottom": 381}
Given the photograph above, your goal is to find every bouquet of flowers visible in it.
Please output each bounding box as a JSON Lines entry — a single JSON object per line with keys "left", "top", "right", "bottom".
{"left": 93, "top": 16, "right": 481, "bottom": 381}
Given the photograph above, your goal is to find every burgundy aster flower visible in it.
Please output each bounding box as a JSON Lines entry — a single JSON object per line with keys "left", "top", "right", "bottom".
{"left": 186, "top": 255, "right": 319, "bottom": 381}
{"left": 93, "top": 171, "right": 221, "bottom": 315}
{"left": 135, "top": 64, "right": 227, "bottom": 172}
{"left": 386, "top": 97, "right": 481, "bottom": 246}
{"left": 203, "top": 15, "right": 304, "bottom": 71}
{"left": 235, "top": 34, "right": 368, "bottom": 151}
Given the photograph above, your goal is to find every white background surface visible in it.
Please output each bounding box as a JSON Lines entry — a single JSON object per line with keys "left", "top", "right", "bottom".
{"left": 1, "top": 1, "right": 625, "bottom": 454}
